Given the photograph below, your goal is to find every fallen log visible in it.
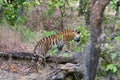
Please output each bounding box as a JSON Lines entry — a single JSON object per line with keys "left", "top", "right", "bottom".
{"left": 0, "top": 51, "right": 33, "bottom": 60}
{"left": 42, "top": 63, "right": 84, "bottom": 80}
{"left": 0, "top": 51, "right": 82, "bottom": 64}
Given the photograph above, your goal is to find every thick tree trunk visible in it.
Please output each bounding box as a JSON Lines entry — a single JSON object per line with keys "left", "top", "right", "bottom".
{"left": 82, "top": 0, "right": 109, "bottom": 80}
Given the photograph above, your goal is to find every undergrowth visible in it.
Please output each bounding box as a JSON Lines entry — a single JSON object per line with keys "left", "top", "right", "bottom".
{"left": 0, "top": 23, "right": 37, "bottom": 52}
{"left": 9, "top": 24, "right": 36, "bottom": 42}
{"left": 0, "top": 26, "right": 21, "bottom": 51}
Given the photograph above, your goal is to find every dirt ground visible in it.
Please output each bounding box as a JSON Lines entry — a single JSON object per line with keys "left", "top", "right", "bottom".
{"left": 0, "top": 59, "right": 41, "bottom": 80}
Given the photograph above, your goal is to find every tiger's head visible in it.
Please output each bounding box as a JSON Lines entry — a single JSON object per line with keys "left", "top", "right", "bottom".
{"left": 73, "top": 30, "right": 80, "bottom": 42}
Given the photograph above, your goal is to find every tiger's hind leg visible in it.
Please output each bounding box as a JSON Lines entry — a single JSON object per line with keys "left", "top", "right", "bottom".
{"left": 36, "top": 56, "right": 48, "bottom": 73}
{"left": 38, "top": 57, "right": 46, "bottom": 68}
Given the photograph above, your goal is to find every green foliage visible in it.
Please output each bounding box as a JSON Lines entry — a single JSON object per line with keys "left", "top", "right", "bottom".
{"left": 98, "top": 22, "right": 120, "bottom": 77}
{"left": 77, "top": 0, "right": 90, "bottom": 18}
{"left": 61, "top": 53, "right": 71, "bottom": 58}
{"left": 103, "top": 15, "right": 115, "bottom": 25}
{"left": 74, "top": 47, "right": 81, "bottom": 53}
{"left": 69, "top": 26, "right": 89, "bottom": 52}
{"left": 0, "top": 0, "right": 3, "bottom": 8}
{"left": 42, "top": 30, "right": 56, "bottom": 37}
{"left": 110, "top": 0, "right": 119, "bottom": 10}
{"left": 77, "top": 26, "right": 90, "bottom": 44}
{"left": 48, "top": 0, "right": 57, "bottom": 12}
{"left": 69, "top": 40, "right": 82, "bottom": 52}
{"left": 105, "top": 64, "right": 117, "bottom": 73}
{"left": 104, "top": 17, "right": 109, "bottom": 24}
{"left": 10, "top": 25, "right": 35, "bottom": 42}
{"left": 115, "top": 36, "right": 120, "bottom": 42}
{"left": 22, "top": 1, "right": 30, "bottom": 8}
{"left": 117, "top": 71, "right": 120, "bottom": 78}
{"left": 43, "top": 0, "right": 63, "bottom": 16}
{"left": 50, "top": 49, "right": 58, "bottom": 56}
{"left": 0, "top": 0, "right": 40, "bottom": 25}
{"left": 1, "top": 0, "right": 27, "bottom": 24}
{"left": 45, "top": 0, "right": 73, "bottom": 16}
{"left": 100, "top": 41, "right": 120, "bottom": 77}
{"left": 115, "top": 26, "right": 120, "bottom": 42}
{"left": 20, "top": 27, "right": 35, "bottom": 42}
{"left": 31, "top": 0, "right": 40, "bottom": 6}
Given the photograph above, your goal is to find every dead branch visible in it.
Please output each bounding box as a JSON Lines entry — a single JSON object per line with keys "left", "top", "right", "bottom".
{"left": 0, "top": 51, "right": 33, "bottom": 60}
{"left": 35, "top": 63, "right": 84, "bottom": 80}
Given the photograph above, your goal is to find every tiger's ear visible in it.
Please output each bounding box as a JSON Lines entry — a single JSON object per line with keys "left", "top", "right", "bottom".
{"left": 75, "top": 30, "right": 80, "bottom": 34}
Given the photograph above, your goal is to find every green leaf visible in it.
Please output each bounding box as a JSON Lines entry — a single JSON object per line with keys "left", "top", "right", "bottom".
{"left": 117, "top": 71, "right": 120, "bottom": 78}
{"left": 106, "top": 64, "right": 117, "bottom": 72}
{"left": 0, "top": 0, "right": 3, "bottom": 4}
{"left": 75, "top": 47, "right": 81, "bottom": 52}
{"left": 23, "top": 1, "right": 30, "bottom": 7}
{"left": 115, "top": 37, "right": 120, "bottom": 42}
{"left": 43, "top": 30, "right": 56, "bottom": 37}
{"left": 111, "top": 53, "right": 117, "bottom": 59}
{"left": 110, "top": 0, "right": 120, "bottom": 9}
{"left": 50, "top": 49, "right": 58, "bottom": 56}
{"left": 111, "top": 4, "right": 117, "bottom": 9}
{"left": 62, "top": 54, "right": 71, "bottom": 58}
{"left": 35, "top": 0, "right": 40, "bottom": 5}
{"left": 113, "top": 66, "right": 117, "bottom": 72}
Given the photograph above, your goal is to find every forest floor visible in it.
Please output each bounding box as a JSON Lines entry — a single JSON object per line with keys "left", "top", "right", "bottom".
{"left": 0, "top": 44, "right": 40, "bottom": 80}
{"left": 0, "top": 60, "right": 40, "bottom": 80}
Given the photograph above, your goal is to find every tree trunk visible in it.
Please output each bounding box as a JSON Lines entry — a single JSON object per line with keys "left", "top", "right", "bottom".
{"left": 82, "top": 0, "right": 109, "bottom": 80}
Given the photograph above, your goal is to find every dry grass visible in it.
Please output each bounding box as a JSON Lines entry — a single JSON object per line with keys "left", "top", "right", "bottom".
{"left": 0, "top": 27, "right": 22, "bottom": 52}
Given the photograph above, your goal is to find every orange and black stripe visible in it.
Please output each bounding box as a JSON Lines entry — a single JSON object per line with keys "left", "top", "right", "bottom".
{"left": 29, "top": 29, "right": 80, "bottom": 72}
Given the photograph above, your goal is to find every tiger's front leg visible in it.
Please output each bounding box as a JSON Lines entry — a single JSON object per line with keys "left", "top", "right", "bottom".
{"left": 57, "top": 41, "right": 71, "bottom": 53}
{"left": 63, "top": 42, "right": 71, "bottom": 53}
{"left": 56, "top": 39, "right": 65, "bottom": 53}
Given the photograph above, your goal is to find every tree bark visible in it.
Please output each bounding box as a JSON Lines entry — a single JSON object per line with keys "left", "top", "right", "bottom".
{"left": 82, "top": 0, "right": 109, "bottom": 80}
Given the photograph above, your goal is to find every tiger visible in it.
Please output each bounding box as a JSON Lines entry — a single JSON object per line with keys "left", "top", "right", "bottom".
{"left": 28, "top": 29, "right": 80, "bottom": 73}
